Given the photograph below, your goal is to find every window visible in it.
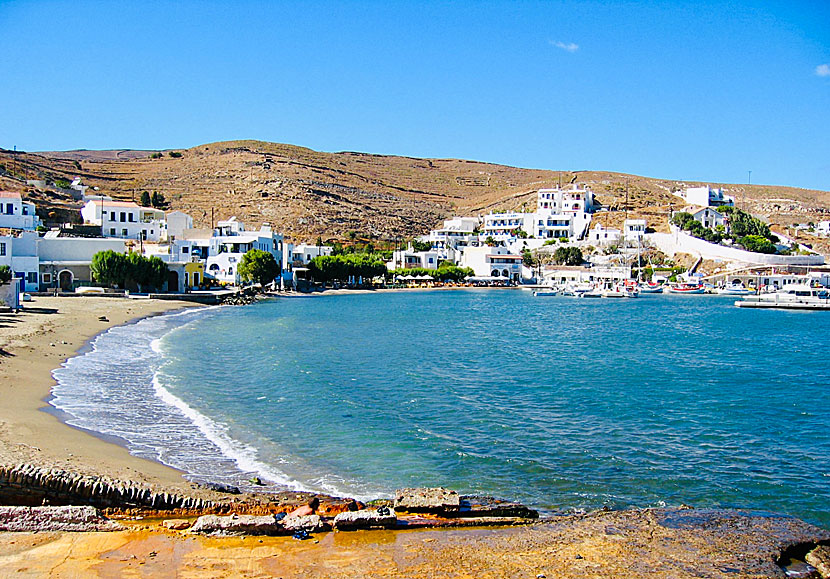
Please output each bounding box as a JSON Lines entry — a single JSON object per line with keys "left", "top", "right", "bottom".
{"left": 42, "top": 273, "right": 52, "bottom": 284}
{"left": 228, "top": 267, "right": 233, "bottom": 275}
{"left": 27, "top": 272, "right": 37, "bottom": 283}
{"left": 120, "top": 212, "right": 126, "bottom": 222}
{"left": 5, "top": 203, "right": 13, "bottom": 214}
{"left": 182, "top": 247, "right": 189, "bottom": 253}
{"left": 0, "top": 242, "right": 4, "bottom": 256}
{"left": 110, "top": 228, "right": 116, "bottom": 235}
{"left": 129, "top": 214, "right": 135, "bottom": 222}
{"left": 122, "top": 229, "right": 128, "bottom": 236}
{"left": 110, "top": 211, "right": 116, "bottom": 221}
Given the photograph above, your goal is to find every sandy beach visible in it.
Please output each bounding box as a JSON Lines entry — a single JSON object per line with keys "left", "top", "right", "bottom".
{"left": 0, "top": 296, "right": 196, "bottom": 492}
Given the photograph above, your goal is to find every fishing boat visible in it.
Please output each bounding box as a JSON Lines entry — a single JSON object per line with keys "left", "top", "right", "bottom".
{"left": 533, "top": 289, "right": 558, "bottom": 297}
{"left": 735, "top": 284, "right": 830, "bottom": 310}
{"left": 667, "top": 282, "right": 706, "bottom": 294}
{"left": 638, "top": 281, "right": 663, "bottom": 294}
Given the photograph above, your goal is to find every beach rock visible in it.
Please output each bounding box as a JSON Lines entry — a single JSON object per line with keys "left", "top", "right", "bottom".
{"left": 282, "top": 514, "right": 326, "bottom": 534}
{"left": 162, "top": 519, "right": 192, "bottom": 531}
{"left": 0, "top": 506, "right": 122, "bottom": 532}
{"left": 334, "top": 507, "right": 397, "bottom": 531}
{"left": 190, "top": 514, "right": 281, "bottom": 536}
{"left": 806, "top": 545, "right": 830, "bottom": 578}
{"left": 202, "top": 482, "right": 241, "bottom": 494}
{"left": 394, "top": 487, "right": 460, "bottom": 514}
{"left": 459, "top": 495, "right": 538, "bottom": 519}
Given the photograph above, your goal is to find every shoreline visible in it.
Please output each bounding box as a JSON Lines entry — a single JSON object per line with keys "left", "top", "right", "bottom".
{"left": 0, "top": 296, "right": 199, "bottom": 491}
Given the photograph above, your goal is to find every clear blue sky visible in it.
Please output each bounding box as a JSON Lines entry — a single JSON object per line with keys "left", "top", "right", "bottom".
{"left": 1, "top": 1, "right": 828, "bottom": 190}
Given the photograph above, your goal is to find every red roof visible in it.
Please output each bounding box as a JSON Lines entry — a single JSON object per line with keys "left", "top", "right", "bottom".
{"left": 0, "top": 191, "right": 22, "bottom": 199}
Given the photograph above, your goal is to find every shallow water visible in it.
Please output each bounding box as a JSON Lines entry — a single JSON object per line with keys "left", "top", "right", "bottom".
{"left": 52, "top": 290, "right": 830, "bottom": 526}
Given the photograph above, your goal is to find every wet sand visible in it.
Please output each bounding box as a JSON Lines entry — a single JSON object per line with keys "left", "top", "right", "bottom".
{"left": 0, "top": 296, "right": 196, "bottom": 491}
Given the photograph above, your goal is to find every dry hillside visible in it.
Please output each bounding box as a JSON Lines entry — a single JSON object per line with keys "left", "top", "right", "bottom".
{"left": 1, "top": 140, "right": 829, "bottom": 244}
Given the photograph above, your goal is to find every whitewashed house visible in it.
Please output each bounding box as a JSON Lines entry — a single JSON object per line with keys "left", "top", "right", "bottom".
{"left": 677, "top": 185, "right": 734, "bottom": 208}
{"left": 587, "top": 224, "right": 621, "bottom": 246}
{"left": 427, "top": 216, "right": 479, "bottom": 260}
{"left": 165, "top": 210, "right": 193, "bottom": 241}
{"left": 815, "top": 221, "right": 830, "bottom": 236}
{"left": 290, "top": 243, "right": 333, "bottom": 266}
{"left": 688, "top": 207, "right": 725, "bottom": 229}
{"left": 205, "top": 219, "right": 284, "bottom": 285}
{"left": 0, "top": 231, "right": 40, "bottom": 291}
{"left": 0, "top": 191, "right": 42, "bottom": 230}
{"left": 388, "top": 247, "right": 441, "bottom": 270}
{"left": 37, "top": 234, "right": 126, "bottom": 291}
{"left": 623, "top": 219, "right": 647, "bottom": 241}
{"left": 460, "top": 245, "right": 522, "bottom": 282}
{"left": 81, "top": 199, "right": 167, "bottom": 241}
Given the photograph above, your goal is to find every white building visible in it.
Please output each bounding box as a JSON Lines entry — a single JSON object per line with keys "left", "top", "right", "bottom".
{"left": 460, "top": 245, "right": 522, "bottom": 282}
{"left": 687, "top": 207, "right": 725, "bottom": 229}
{"left": 482, "top": 185, "right": 595, "bottom": 242}
{"left": 677, "top": 185, "right": 734, "bottom": 208}
{"left": 0, "top": 191, "right": 42, "bottom": 231}
{"left": 389, "top": 248, "right": 441, "bottom": 270}
{"left": 588, "top": 224, "right": 621, "bottom": 246}
{"left": 290, "top": 243, "right": 333, "bottom": 266}
{"left": 542, "top": 264, "right": 631, "bottom": 287}
{"left": 37, "top": 234, "right": 126, "bottom": 292}
{"left": 0, "top": 231, "right": 40, "bottom": 291}
{"left": 80, "top": 199, "right": 167, "bottom": 241}
{"left": 815, "top": 221, "right": 830, "bottom": 236}
{"left": 427, "top": 216, "right": 479, "bottom": 258}
{"left": 166, "top": 210, "right": 194, "bottom": 240}
{"left": 204, "top": 220, "right": 284, "bottom": 285}
{"left": 623, "top": 219, "right": 647, "bottom": 241}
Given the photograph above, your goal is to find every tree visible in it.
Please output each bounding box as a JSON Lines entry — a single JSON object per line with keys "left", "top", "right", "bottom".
{"left": 91, "top": 250, "right": 129, "bottom": 287}
{"left": 168, "top": 151, "right": 182, "bottom": 158}
{"left": 0, "top": 265, "right": 11, "bottom": 285}
{"left": 151, "top": 192, "right": 166, "bottom": 209}
{"left": 522, "top": 249, "right": 536, "bottom": 268}
{"left": 484, "top": 236, "right": 496, "bottom": 247}
{"left": 411, "top": 239, "right": 432, "bottom": 252}
{"left": 140, "top": 191, "right": 151, "bottom": 207}
{"left": 552, "top": 246, "right": 583, "bottom": 266}
{"left": 238, "top": 249, "right": 280, "bottom": 285}
{"left": 515, "top": 228, "right": 529, "bottom": 239}
{"left": 738, "top": 235, "right": 776, "bottom": 254}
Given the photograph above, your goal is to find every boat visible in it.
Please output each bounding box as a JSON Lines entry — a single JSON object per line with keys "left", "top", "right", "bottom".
{"left": 667, "top": 282, "right": 706, "bottom": 294}
{"left": 533, "top": 289, "right": 558, "bottom": 297}
{"left": 638, "top": 281, "right": 663, "bottom": 294}
{"left": 735, "top": 284, "right": 830, "bottom": 310}
{"left": 561, "top": 282, "right": 593, "bottom": 297}
{"left": 717, "top": 283, "right": 754, "bottom": 296}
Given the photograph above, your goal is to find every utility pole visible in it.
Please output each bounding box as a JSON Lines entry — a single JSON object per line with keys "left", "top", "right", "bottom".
{"left": 746, "top": 170, "right": 752, "bottom": 211}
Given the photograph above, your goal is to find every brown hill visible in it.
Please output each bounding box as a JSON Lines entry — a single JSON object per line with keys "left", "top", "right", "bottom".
{"left": 2, "top": 140, "right": 829, "bottom": 244}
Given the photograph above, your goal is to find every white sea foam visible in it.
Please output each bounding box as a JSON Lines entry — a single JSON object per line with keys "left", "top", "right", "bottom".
{"left": 150, "top": 373, "right": 312, "bottom": 492}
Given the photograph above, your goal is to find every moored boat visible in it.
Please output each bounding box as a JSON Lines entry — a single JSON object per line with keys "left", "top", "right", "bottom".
{"left": 735, "top": 284, "right": 830, "bottom": 309}
{"left": 667, "top": 282, "right": 706, "bottom": 294}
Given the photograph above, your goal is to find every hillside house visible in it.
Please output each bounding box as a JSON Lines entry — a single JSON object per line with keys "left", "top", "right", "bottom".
{"left": 0, "top": 191, "right": 42, "bottom": 231}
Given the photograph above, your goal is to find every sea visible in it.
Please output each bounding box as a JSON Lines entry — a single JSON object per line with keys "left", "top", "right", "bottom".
{"left": 51, "top": 289, "right": 830, "bottom": 527}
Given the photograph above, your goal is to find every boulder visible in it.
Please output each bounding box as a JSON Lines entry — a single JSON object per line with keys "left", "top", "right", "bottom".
{"left": 162, "top": 519, "right": 192, "bottom": 531}
{"left": 281, "top": 514, "right": 326, "bottom": 533}
{"left": 334, "top": 508, "right": 397, "bottom": 531}
{"left": 459, "top": 496, "right": 538, "bottom": 519}
{"left": 0, "top": 506, "right": 122, "bottom": 532}
{"left": 806, "top": 545, "right": 830, "bottom": 578}
{"left": 190, "top": 514, "right": 280, "bottom": 536}
{"left": 394, "top": 487, "right": 460, "bottom": 513}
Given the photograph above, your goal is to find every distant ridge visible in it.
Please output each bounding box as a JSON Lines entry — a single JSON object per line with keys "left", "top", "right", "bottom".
{"left": 2, "top": 140, "right": 828, "bottom": 244}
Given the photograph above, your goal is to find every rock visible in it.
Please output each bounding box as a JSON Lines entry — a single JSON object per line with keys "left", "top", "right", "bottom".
{"left": 0, "top": 506, "right": 122, "bottom": 532}
{"left": 394, "top": 487, "right": 460, "bottom": 514}
{"left": 459, "top": 495, "right": 538, "bottom": 519}
{"left": 190, "top": 514, "right": 281, "bottom": 536}
{"left": 282, "top": 514, "right": 326, "bottom": 534}
{"left": 162, "top": 519, "right": 192, "bottom": 531}
{"left": 334, "top": 508, "right": 397, "bottom": 531}
{"left": 806, "top": 545, "right": 830, "bottom": 578}
{"left": 202, "top": 482, "right": 241, "bottom": 494}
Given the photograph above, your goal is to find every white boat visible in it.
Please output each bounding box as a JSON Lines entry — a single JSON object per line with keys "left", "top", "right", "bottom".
{"left": 562, "top": 282, "right": 593, "bottom": 297}
{"left": 533, "top": 290, "right": 558, "bottom": 297}
{"left": 717, "top": 283, "right": 754, "bottom": 296}
{"left": 735, "top": 284, "right": 830, "bottom": 310}
{"left": 638, "top": 282, "right": 664, "bottom": 294}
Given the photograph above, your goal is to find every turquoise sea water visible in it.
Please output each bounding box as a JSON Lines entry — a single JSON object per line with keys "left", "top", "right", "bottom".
{"left": 52, "top": 290, "right": 830, "bottom": 526}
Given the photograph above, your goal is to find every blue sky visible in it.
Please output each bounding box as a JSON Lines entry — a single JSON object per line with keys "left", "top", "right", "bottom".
{"left": 1, "top": 1, "right": 828, "bottom": 190}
